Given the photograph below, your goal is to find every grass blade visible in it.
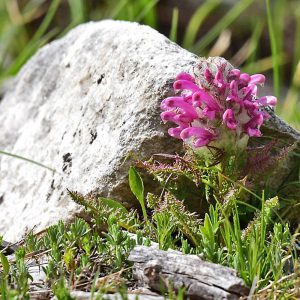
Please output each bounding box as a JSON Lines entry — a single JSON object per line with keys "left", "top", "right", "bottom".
{"left": 109, "top": 0, "right": 129, "bottom": 19}
{"left": 0, "top": 150, "right": 56, "bottom": 172}
{"left": 183, "top": 0, "right": 220, "bottom": 50}
{"left": 67, "top": 0, "right": 86, "bottom": 25}
{"left": 292, "top": 5, "right": 300, "bottom": 75}
{"left": 192, "top": 0, "right": 253, "bottom": 54}
{"left": 266, "top": 0, "right": 280, "bottom": 99}
{"left": 169, "top": 7, "right": 179, "bottom": 43}
{"left": 4, "top": 0, "right": 61, "bottom": 76}
{"left": 135, "top": 0, "right": 159, "bottom": 24}
{"left": 244, "top": 19, "right": 265, "bottom": 70}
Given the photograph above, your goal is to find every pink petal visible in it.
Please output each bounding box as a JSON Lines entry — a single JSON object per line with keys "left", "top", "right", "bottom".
{"left": 242, "top": 85, "right": 257, "bottom": 99}
{"left": 180, "top": 127, "right": 215, "bottom": 147}
{"left": 243, "top": 100, "right": 258, "bottom": 111}
{"left": 202, "top": 107, "right": 216, "bottom": 120}
{"left": 204, "top": 68, "right": 214, "bottom": 83}
{"left": 214, "top": 70, "right": 225, "bottom": 88}
{"left": 173, "top": 80, "right": 200, "bottom": 93}
{"left": 191, "top": 92, "right": 202, "bottom": 107}
{"left": 228, "top": 69, "right": 241, "bottom": 80}
{"left": 180, "top": 127, "right": 213, "bottom": 140}
{"left": 257, "top": 96, "right": 277, "bottom": 106}
{"left": 168, "top": 126, "right": 186, "bottom": 139}
{"left": 161, "top": 97, "right": 198, "bottom": 120}
{"left": 192, "top": 91, "right": 220, "bottom": 111}
{"left": 249, "top": 74, "right": 265, "bottom": 86}
{"left": 252, "top": 114, "right": 264, "bottom": 127}
{"left": 161, "top": 111, "right": 177, "bottom": 123}
{"left": 238, "top": 73, "right": 251, "bottom": 87}
{"left": 223, "top": 109, "right": 238, "bottom": 130}
{"left": 226, "top": 80, "right": 240, "bottom": 103}
{"left": 194, "top": 138, "right": 210, "bottom": 147}
{"left": 161, "top": 111, "right": 191, "bottom": 125}
{"left": 246, "top": 128, "right": 262, "bottom": 137}
{"left": 175, "top": 72, "right": 195, "bottom": 82}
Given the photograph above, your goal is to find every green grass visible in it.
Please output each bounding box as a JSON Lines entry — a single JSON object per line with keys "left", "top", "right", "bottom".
{"left": 191, "top": 0, "right": 253, "bottom": 54}
{"left": 0, "top": 152, "right": 299, "bottom": 298}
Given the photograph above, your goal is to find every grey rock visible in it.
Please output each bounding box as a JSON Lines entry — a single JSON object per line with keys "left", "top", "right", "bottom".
{"left": 0, "top": 20, "right": 199, "bottom": 242}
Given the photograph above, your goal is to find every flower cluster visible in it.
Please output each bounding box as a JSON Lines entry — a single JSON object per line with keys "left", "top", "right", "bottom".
{"left": 161, "top": 63, "right": 277, "bottom": 149}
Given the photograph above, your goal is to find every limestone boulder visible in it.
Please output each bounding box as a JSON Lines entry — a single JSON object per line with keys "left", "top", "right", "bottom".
{"left": 0, "top": 20, "right": 200, "bottom": 242}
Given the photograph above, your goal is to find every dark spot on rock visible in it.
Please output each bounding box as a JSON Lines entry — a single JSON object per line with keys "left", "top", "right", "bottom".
{"left": 73, "top": 131, "right": 77, "bottom": 138}
{"left": 63, "top": 153, "right": 72, "bottom": 163}
{"left": 0, "top": 194, "right": 4, "bottom": 205}
{"left": 65, "top": 63, "right": 70, "bottom": 68}
{"left": 62, "top": 153, "right": 72, "bottom": 172}
{"left": 61, "top": 131, "right": 67, "bottom": 140}
{"left": 89, "top": 129, "right": 97, "bottom": 144}
{"left": 46, "top": 180, "right": 55, "bottom": 202}
{"left": 97, "top": 74, "right": 105, "bottom": 84}
{"left": 46, "top": 192, "right": 51, "bottom": 202}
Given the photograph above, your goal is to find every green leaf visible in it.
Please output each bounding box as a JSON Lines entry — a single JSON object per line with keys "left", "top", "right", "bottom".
{"left": 129, "top": 166, "right": 147, "bottom": 221}
{"left": 169, "top": 7, "right": 179, "bottom": 42}
{"left": 0, "top": 252, "right": 9, "bottom": 277}
{"left": 129, "top": 167, "right": 144, "bottom": 203}
{"left": 98, "top": 197, "right": 128, "bottom": 214}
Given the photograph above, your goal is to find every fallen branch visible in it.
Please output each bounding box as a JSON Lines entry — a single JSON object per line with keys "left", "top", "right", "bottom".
{"left": 128, "top": 245, "right": 249, "bottom": 300}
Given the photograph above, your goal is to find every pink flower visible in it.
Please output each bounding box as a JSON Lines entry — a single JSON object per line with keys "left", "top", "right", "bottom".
{"left": 160, "top": 63, "right": 277, "bottom": 149}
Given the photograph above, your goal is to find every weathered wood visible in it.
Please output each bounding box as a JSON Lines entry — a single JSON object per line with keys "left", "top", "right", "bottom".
{"left": 51, "top": 290, "right": 165, "bottom": 300}
{"left": 128, "top": 246, "right": 249, "bottom": 300}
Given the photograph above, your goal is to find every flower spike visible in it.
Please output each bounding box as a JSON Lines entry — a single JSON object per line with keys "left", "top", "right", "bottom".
{"left": 160, "top": 63, "right": 277, "bottom": 149}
